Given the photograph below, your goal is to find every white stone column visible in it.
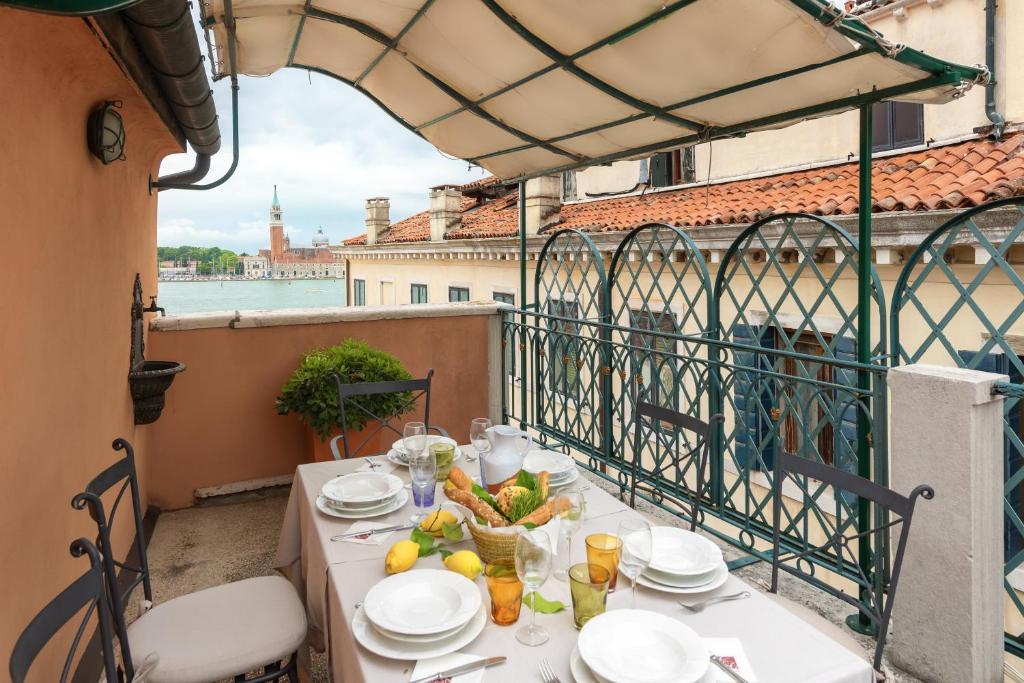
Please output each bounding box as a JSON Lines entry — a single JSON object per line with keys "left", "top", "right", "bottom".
{"left": 888, "top": 364, "right": 1006, "bottom": 683}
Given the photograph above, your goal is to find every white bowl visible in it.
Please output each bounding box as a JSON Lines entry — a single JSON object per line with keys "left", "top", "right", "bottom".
{"left": 638, "top": 527, "right": 723, "bottom": 577}
{"left": 363, "top": 569, "right": 481, "bottom": 636}
{"left": 322, "top": 472, "right": 403, "bottom": 506}
{"left": 392, "top": 434, "right": 458, "bottom": 457}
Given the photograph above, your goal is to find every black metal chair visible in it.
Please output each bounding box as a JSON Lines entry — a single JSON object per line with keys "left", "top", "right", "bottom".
{"left": 770, "top": 450, "right": 934, "bottom": 677}
{"left": 628, "top": 401, "right": 724, "bottom": 531}
{"left": 330, "top": 368, "right": 449, "bottom": 459}
{"left": 10, "top": 539, "right": 119, "bottom": 683}
{"left": 74, "top": 439, "right": 307, "bottom": 683}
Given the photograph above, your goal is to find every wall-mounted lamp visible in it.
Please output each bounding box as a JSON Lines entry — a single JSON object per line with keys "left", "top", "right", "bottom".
{"left": 87, "top": 100, "right": 126, "bottom": 164}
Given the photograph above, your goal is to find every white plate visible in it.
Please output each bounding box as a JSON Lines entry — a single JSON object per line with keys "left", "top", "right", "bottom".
{"left": 636, "top": 562, "right": 729, "bottom": 595}
{"left": 322, "top": 492, "right": 397, "bottom": 514}
{"left": 549, "top": 468, "right": 580, "bottom": 486}
{"left": 370, "top": 620, "right": 465, "bottom": 644}
{"left": 322, "top": 472, "right": 404, "bottom": 505}
{"left": 315, "top": 489, "right": 408, "bottom": 519}
{"left": 572, "top": 646, "right": 718, "bottom": 683}
{"left": 387, "top": 446, "right": 464, "bottom": 468}
{"left": 523, "top": 449, "right": 576, "bottom": 476}
{"left": 578, "top": 609, "right": 709, "bottom": 683}
{"left": 352, "top": 602, "right": 486, "bottom": 661}
{"left": 363, "top": 569, "right": 481, "bottom": 636}
{"left": 643, "top": 565, "right": 717, "bottom": 588}
{"left": 392, "top": 434, "right": 458, "bottom": 456}
{"left": 642, "top": 527, "right": 723, "bottom": 577}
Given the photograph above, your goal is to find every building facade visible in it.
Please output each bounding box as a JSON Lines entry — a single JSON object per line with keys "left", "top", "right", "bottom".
{"left": 255, "top": 186, "right": 345, "bottom": 279}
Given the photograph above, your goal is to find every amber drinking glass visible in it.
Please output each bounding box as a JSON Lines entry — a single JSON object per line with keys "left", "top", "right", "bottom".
{"left": 569, "top": 563, "right": 611, "bottom": 629}
{"left": 585, "top": 533, "right": 623, "bottom": 591}
{"left": 484, "top": 561, "right": 523, "bottom": 626}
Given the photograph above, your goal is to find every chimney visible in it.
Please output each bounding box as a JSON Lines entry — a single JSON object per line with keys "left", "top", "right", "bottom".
{"left": 429, "top": 185, "right": 462, "bottom": 241}
{"left": 524, "top": 174, "right": 561, "bottom": 235}
{"left": 364, "top": 197, "right": 390, "bottom": 246}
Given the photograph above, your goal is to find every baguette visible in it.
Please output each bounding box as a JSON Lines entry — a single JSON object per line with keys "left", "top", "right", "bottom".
{"left": 446, "top": 466, "right": 474, "bottom": 492}
{"left": 445, "top": 487, "right": 509, "bottom": 527}
{"left": 514, "top": 495, "right": 571, "bottom": 527}
{"left": 537, "top": 471, "right": 550, "bottom": 501}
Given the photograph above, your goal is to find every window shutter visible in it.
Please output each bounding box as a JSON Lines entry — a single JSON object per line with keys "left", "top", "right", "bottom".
{"left": 831, "top": 336, "right": 859, "bottom": 477}
{"left": 959, "top": 350, "right": 1023, "bottom": 561}
{"left": 891, "top": 102, "right": 924, "bottom": 149}
{"left": 649, "top": 152, "right": 672, "bottom": 188}
{"left": 732, "top": 325, "right": 775, "bottom": 470}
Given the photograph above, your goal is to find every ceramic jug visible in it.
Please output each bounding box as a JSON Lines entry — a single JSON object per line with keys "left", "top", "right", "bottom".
{"left": 481, "top": 425, "right": 532, "bottom": 493}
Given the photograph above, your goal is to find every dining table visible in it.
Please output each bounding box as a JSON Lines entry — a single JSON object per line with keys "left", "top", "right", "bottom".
{"left": 274, "top": 444, "right": 873, "bottom": 683}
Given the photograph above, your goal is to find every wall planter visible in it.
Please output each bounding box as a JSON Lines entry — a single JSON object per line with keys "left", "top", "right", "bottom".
{"left": 128, "top": 274, "right": 184, "bottom": 425}
{"left": 305, "top": 420, "right": 385, "bottom": 462}
{"left": 277, "top": 339, "right": 414, "bottom": 461}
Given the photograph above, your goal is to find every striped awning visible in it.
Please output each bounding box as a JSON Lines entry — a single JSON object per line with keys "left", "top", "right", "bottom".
{"left": 202, "top": 0, "right": 987, "bottom": 180}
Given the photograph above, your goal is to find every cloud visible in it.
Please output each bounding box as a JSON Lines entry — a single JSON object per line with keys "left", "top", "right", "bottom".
{"left": 157, "top": 68, "right": 485, "bottom": 253}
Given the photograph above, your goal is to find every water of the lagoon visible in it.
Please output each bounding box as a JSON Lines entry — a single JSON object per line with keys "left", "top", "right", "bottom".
{"left": 157, "top": 279, "right": 346, "bottom": 314}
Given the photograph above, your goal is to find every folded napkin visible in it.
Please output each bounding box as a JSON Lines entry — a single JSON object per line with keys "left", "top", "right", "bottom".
{"left": 704, "top": 638, "right": 757, "bottom": 682}
{"left": 410, "top": 653, "right": 485, "bottom": 683}
{"left": 356, "top": 458, "right": 397, "bottom": 475}
{"left": 339, "top": 520, "right": 399, "bottom": 545}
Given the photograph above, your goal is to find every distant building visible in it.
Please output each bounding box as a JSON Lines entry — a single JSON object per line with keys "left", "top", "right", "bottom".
{"left": 248, "top": 186, "right": 345, "bottom": 279}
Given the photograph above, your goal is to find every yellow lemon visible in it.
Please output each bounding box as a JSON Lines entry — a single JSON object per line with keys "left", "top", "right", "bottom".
{"left": 419, "top": 509, "right": 458, "bottom": 537}
{"left": 385, "top": 540, "right": 419, "bottom": 575}
{"left": 443, "top": 550, "right": 483, "bottom": 580}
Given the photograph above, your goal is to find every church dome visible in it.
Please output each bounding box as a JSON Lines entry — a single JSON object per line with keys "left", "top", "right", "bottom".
{"left": 312, "top": 228, "right": 329, "bottom": 247}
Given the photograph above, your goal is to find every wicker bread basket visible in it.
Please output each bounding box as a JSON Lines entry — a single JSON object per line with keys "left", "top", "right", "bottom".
{"left": 464, "top": 517, "right": 523, "bottom": 564}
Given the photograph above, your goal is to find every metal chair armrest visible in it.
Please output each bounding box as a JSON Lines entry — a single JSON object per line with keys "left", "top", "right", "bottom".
{"left": 329, "top": 434, "right": 344, "bottom": 460}
{"left": 427, "top": 425, "right": 450, "bottom": 438}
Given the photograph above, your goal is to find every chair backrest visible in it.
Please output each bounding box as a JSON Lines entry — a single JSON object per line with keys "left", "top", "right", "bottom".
{"left": 10, "top": 539, "right": 119, "bottom": 683}
{"left": 333, "top": 369, "right": 435, "bottom": 459}
{"left": 770, "top": 450, "right": 933, "bottom": 673}
{"left": 72, "top": 438, "right": 150, "bottom": 681}
{"left": 629, "top": 401, "right": 724, "bottom": 531}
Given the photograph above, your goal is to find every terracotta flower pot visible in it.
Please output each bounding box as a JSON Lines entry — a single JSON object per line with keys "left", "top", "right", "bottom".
{"left": 305, "top": 421, "right": 386, "bottom": 462}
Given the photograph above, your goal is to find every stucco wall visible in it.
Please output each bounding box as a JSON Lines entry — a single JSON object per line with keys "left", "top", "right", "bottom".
{"left": 145, "top": 308, "right": 497, "bottom": 509}
{"left": 0, "top": 9, "right": 180, "bottom": 680}
{"left": 349, "top": 257, "right": 533, "bottom": 306}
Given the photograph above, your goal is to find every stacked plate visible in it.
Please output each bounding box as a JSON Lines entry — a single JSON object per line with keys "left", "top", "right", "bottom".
{"left": 386, "top": 435, "right": 464, "bottom": 467}
{"left": 316, "top": 471, "right": 408, "bottom": 519}
{"left": 573, "top": 609, "right": 710, "bottom": 683}
{"left": 353, "top": 569, "right": 486, "bottom": 660}
{"left": 630, "top": 527, "right": 729, "bottom": 595}
{"left": 523, "top": 449, "right": 579, "bottom": 487}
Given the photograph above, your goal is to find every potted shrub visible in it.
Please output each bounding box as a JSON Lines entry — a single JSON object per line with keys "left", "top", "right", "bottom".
{"left": 276, "top": 339, "right": 414, "bottom": 461}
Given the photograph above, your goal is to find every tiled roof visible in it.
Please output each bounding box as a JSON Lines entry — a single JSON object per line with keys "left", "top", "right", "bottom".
{"left": 342, "top": 135, "right": 1024, "bottom": 246}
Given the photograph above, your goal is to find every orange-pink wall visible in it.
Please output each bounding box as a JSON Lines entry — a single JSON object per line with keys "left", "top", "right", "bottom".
{"left": 0, "top": 9, "right": 181, "bottom": 679}
{"left": 146, "top": 315, "right": 492, "bottom": 509}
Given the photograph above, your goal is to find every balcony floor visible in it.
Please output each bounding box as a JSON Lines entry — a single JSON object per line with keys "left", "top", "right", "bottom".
{"left": 144, "top": 473, "right": 921, "bottom": 683}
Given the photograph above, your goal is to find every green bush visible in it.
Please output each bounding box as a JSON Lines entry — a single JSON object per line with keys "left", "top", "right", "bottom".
{"left": 276, "top": 339, "right": 413, "bottom": 441}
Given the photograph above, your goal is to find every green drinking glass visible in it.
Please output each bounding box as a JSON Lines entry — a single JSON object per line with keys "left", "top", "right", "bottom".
{"left": 431, "top": 442, "right": 455, "bottom": 481}
{"left": 569, "top": 562, "right": 611, "bottom": 629}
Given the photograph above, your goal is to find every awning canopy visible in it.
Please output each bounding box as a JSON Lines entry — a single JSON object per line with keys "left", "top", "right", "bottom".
{"left": 203, "top": 0, "right": 987, "bottom": 181}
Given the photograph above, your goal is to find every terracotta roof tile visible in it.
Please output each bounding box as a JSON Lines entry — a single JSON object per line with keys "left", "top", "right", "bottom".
{"left": 343, "top": 136, "right": 1024, "bottom": 246}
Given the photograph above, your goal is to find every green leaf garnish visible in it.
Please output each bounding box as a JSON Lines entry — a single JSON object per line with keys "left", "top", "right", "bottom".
{"left": 515, "top": 470, "right": 538, "bottom": 491}
{"left": 438, "top": 548, "right": 453, "bottom": 560}
{"left": 410, "top": 528, "right": 439, "bottom": 557}
{"left": 441, "top": 521, "right": 464, "bottom": 541}
{"left": 523, "top": 592, "right": 566, "bottom": 613}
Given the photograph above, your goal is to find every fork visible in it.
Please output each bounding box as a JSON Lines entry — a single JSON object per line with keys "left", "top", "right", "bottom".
{"left": 677, "top": 590, "right": 750, "bottom": 613}
{"left": 538, "top": 659, "right": 562, "bottom": 683}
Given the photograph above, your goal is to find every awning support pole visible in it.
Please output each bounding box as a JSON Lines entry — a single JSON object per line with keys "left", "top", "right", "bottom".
{"left": 848, "top": 103, "right": 878, "bottom": 636}
{"left": 518, "top": 181, "right": 528, "bottom": 430}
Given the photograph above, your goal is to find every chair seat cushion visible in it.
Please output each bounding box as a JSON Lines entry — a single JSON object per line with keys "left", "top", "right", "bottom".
{"left": 127, "top": 575, "right": 306, "bottom": 683}
{"left": 765, "top": 591, "right": 867, "bottom": 660}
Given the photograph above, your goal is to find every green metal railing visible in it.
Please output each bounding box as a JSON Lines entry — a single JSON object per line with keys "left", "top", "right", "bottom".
{"left": 504, "top": 215, "right": 890, "bottom": 617}
{"left": 891, "top": 195, "right": 1024, "bottom": 657}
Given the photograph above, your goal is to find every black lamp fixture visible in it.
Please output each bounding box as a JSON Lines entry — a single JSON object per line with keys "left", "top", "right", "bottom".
{"left": 87, "top": 100, "right": 126, "bottom": 164}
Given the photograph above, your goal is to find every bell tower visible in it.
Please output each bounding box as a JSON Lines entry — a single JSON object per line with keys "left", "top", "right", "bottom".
{"left": 269, "top": 185, "right": 285, "bottom": 263}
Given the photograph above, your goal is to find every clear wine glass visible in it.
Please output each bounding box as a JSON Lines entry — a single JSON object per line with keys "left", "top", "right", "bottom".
{"left": 470, "top": 417, "right": 492, "bottom": 479}
{"left": 403, "top": 421, "right": 427, "bottom": 460}
{"left": 617, "top": 518, "right": 652, "bottom": 608}
{"left": 405, "top": 422, "right": 434, "bottom": 521}
{"left": 553, "top": 488, "right": 586, "bottom": 581}
{"left": 515, "top": 528, "right": 553, "bottom": 646}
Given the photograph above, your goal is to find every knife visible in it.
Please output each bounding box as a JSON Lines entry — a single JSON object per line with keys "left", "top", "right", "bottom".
{"left": 710, "top": 655, "right": 750, "bottom": 683}
{"left": 330, "top": 523, "right": 417, "bottom": 541}
{"left": 408, "top": 656, "right": 506, "bottom": 683}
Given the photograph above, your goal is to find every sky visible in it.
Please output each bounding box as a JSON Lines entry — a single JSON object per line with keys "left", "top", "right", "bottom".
{"left": 156, "top": 69, "right": 484, "bottom": 254}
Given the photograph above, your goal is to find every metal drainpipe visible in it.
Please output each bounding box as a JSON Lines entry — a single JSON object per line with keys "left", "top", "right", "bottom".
{"left": 985, "top": 0, "right": 1005, "bottom": 139}
{"left": 150, "top": 0, "right": 240, "bottom": 191}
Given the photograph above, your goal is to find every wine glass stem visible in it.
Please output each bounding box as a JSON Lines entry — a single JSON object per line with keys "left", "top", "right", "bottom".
{"left": 530, "top": 591, "right": 538, "bottom": 632}
{"left": 631, "top": 577, "right": 638, "bottom": 608}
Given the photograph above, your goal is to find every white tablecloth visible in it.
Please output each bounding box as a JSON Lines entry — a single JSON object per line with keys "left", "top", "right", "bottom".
{"left": 274, "top": 450, "right": 872, "bottom": 682}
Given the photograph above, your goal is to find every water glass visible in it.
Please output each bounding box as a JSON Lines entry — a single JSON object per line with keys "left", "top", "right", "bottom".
{"left": 430, "top": 442, "right": 455, "bottom": 481}
{"left": 484, "top": 561, "right": 523, "bottom": 626}
{"left": 402, "top": 421, "right": 427, "bottom": 460}
{"left": 553, "top": 488, "right": 585, "bottom": 581}
{"left": 569, "top": 563, "right": 610, "bottom": 629}
{"left": 617, "top": 519, "right": 653, "bottom": 608}
{"left": 514, "top": 528, "right": 553, "bottom": 646}
{"left": 585, "top": 533, "right": 622, "bottom": 592}
{"left": 408, "top": 447, "right": 436, "bottom": 520}
{"left": 470, "top": 417, "right": 492, "bottom": 483}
